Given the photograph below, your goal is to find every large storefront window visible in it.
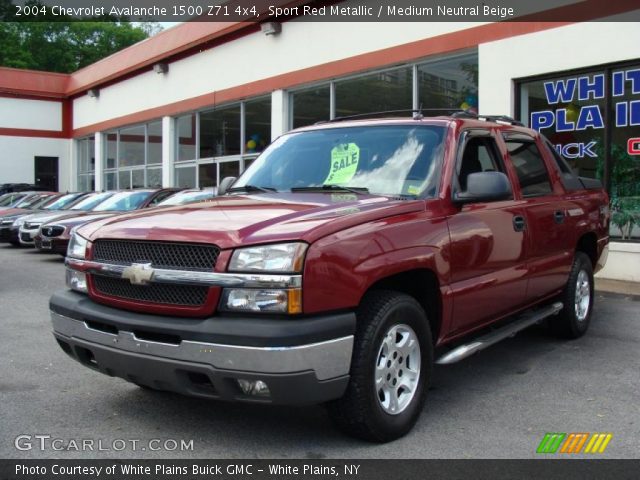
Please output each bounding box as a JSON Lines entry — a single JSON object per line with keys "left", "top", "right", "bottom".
{"left": 244, "top": 97, "right": 271, "bottom": 154}
{"left": 200, "top": 105, "right": 241, "bottom": 158}
{"left": 518, "top": 62, "right": 640, "bottom": 241}
{"left": 103, "top": 121, "right": 164, "bottom": 189}
{"left": 291, "top": 85, "right": 330, "bottom": 128}
{"left": 177, "top": 114, "right": 196, "bottom": 162}
{"left": 175, "top": 164, "right": 196, "bottom": 188}
{"left": 289, "top": 50, "right": 478, "bottom": 128}
{"left": 418, "top": 53, "right": 478, "bottom": 111}
{"left": 174, "top": 96, "right": 271, "bottom": 189}
{"left": 77, "top": 136, "right": 95, "bottom": 191}
{"left": 335, "top": 67, "right": 413, "bottom": 118}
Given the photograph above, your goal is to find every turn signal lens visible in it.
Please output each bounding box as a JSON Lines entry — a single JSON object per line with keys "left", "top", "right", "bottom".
{"left": 287, "top": 288, "right": 302, "bottom": 314}
{"left": 220, "top": 288, "right": 302, "bottom": 314}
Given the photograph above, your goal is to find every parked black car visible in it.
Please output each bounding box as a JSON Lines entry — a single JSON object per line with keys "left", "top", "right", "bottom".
{"left": 0, "top": 183, "right": 49, "bottom": 195}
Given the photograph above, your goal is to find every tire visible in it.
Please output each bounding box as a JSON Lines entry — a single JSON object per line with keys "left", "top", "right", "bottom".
{"left": 551, "top": 252, "right": 594, "bottom": 339}
{"left": 327, "top": 290, "right": 433, "bottom": 442}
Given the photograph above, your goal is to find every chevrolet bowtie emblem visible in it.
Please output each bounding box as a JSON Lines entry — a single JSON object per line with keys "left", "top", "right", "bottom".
{"left": 122, "top": 262, "right": 154, "bottom": 286}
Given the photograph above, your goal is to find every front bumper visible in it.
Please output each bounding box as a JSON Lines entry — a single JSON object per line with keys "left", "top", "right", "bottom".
{"left": 0, "top": 226, "right": 18, "bottom": 243}
{"left": 35, "top": 235, "right": 68, "bottom": 254}
{"left": 19, "top": 227, "right": 38, "bottom": 246}
{"left": 50, "top": 290, "right": 355, "bottom": 404}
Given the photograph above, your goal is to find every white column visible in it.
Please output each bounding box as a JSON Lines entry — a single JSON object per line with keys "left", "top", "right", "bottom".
{"left": 162, "top": 116, "right": 175, "bottom": 187}
{"left": 94, "top": 132, "right": 104, "bottom": 191}
{"left": 67, "top": 138, "right": 77, "bottom": 191}
{"left": 271, "top": 89, "right": 289, "bottom": 140}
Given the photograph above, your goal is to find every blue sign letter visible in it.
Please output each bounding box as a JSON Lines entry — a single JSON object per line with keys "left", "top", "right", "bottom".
{"left": 531, "top": 111, "right": 554, "bottom": 131}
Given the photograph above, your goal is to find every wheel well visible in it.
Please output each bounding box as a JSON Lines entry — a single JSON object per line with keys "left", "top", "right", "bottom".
{"left": 365, "top": 269, "right": 441, "bottom": 342}
{"left": 576, "top": 232, "right": 598, "bottom": 268}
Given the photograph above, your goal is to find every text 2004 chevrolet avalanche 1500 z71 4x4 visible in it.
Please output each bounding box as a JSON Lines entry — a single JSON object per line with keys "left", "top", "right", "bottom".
{"left": 50, "top": 113, "right": 609, "bottom": 442}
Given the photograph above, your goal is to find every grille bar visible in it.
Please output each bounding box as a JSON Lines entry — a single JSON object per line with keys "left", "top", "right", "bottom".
{"left": 92, "top": 240, "right": 219, "bottom": 272}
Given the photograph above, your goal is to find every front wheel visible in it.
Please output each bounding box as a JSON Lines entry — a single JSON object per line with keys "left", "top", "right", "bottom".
{"left": 327, "top": 291, "right": 432, "bottom": 442}
{"left": 551, "top": 252, "right": 594, "bottom": 339}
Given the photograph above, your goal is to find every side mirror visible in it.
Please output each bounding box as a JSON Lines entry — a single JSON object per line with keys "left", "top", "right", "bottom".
{"left": 454, "top": 171, "right": 512, "bottom": 204}
{"left": 217, "top": 177, "right": 237, "bottom": 196}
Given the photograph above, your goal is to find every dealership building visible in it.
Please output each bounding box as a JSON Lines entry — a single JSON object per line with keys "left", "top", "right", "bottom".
{"left": 0, "top": 3, "right": 639, "bottom": 281}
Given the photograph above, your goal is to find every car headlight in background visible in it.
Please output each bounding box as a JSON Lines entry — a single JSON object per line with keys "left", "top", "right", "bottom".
{"left": 12, "top": 217, "right": 26, "bottom": 227}
{"left": 1, "top": 217, "right": 15, "bottom": 225}
{"left": 67, "top": 230, "right": 89, "bottom": 260}
{"left": 229, "top": 242, "right": 308, "bottom": 272}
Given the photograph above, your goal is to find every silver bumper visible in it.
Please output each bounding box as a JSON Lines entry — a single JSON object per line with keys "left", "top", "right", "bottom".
{"left": 51, "top": 312, "right": 353, "bottom": 381}
{"left": 18, "top": 227, "right": 38, "bottom": 245}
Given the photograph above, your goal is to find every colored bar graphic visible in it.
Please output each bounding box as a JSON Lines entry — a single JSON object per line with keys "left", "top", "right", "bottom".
{"left": 584, "top": 433, "right": 613, "bottom": 454}
{"left": 537, "top": 433, "right": 613, "bottom": 454}
{"left": 572, "top": 433, "right": 589, "bottom": 453}
{"left": 537, "top": 433, "right": 566, "bottom": 453}
{"left": 560, "top": 433, "right": 589, "bottom": 453}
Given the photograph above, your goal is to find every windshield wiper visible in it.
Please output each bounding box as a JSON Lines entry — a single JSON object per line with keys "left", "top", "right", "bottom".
{"left": 227, "top": 185, "right": 278, "bottom": 194}
{"left": 291, "top": 185, "right": 369, "bottom": 195}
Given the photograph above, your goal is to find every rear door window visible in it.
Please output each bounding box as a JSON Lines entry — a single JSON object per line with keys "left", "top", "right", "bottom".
{"left": 504, "top": 137, "right": 553, "bottom": 197}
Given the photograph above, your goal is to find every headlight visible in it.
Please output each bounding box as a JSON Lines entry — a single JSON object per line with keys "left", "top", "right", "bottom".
{"left": 12, "top": 217, "right": 26, "bottom": 227}
{"left": 220, "top": 288, "right": 302, "bottom": 314}
{"left": 229, "top": 243, "right": 308, "bottom": 272}
{"left": 67, "top": 231, "right": 89, "bottom": 259}
{"left": 66, "top": 269, "right": 87, "bottom": 293}
{"left": 24, "top": 222, "right": 41, "bottom": 230}
{"left": 1, "top": 217, "right": 14, "bottom": 225}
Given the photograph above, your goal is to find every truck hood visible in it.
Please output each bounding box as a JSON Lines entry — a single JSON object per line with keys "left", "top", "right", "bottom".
{"left": 78, "top": 193, "right": 427, "bottom": 249}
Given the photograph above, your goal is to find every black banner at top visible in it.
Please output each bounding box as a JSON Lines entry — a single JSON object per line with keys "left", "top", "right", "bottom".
{"left": 3, "top": 0, "right": 640, "bottom": 23}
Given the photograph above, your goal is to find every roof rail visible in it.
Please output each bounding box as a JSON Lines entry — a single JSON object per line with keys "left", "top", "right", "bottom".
{"left": 452, "top": 111, "right": 524, "bottom": 126}
{"left": 313, "top": 109, "right": 525, "bottom": 126}
{"left": 316, "top": 108, "right": 463, "bottom": 124}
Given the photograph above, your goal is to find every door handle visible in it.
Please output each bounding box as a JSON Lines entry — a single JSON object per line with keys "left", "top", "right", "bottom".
{"left": 513, "top": 215, "right": 526, "bottom": 232}
{"left": 554, "top": 210, "right": 565, "bottom": 224}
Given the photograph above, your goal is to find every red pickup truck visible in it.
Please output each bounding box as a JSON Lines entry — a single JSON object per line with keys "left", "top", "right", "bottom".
{"left": 50, "top": 113, "right": 609, "bottom": 442}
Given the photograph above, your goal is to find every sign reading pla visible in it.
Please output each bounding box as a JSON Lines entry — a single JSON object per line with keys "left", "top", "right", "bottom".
{"left": 531, "top": 68, "right": 640, "bottom": 132}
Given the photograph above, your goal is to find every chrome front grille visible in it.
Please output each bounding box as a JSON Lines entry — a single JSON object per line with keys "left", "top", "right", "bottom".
{"left": 92, "top": 240, "right": 220, "bottom": 272}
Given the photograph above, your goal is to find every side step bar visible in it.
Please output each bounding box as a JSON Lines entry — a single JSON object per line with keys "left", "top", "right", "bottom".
{"left": 436, "top": 302, "right": 563, "bottom": 365}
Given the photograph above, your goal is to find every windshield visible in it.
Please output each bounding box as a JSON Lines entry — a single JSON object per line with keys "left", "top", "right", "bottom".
{"left": 0, "top": 193, "right": 19, "bottom": 206}
{"left": 158, "top": 190, "right": 215, "bottom": 206}
{"left": 92, "top": 191, "right": 152, "bottom": 212}
{"left": 16, "top": 194, "right": 54, "bottom": 209}
{"left": 70, "top": 192, "right": 114, "bottom": 211}
{"left": 43, "top": 193, "right": 83, "bottom": 211}
{"left": 233, "top": 125, "right": 446, "bottom": 198}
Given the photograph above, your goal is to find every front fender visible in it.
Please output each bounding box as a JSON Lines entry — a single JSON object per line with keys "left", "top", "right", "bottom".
{"left": 302, "top": 212, "right": 450, "bottom": 315}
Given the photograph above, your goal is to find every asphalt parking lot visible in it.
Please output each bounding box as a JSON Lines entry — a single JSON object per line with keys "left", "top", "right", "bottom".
{"left": 1, "top": 245, "right": 638, "bottom": 459}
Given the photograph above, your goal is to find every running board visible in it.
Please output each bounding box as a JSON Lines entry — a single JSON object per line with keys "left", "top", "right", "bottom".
{"left": 436, "top": 302, "right": 563, "bottom": 365}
